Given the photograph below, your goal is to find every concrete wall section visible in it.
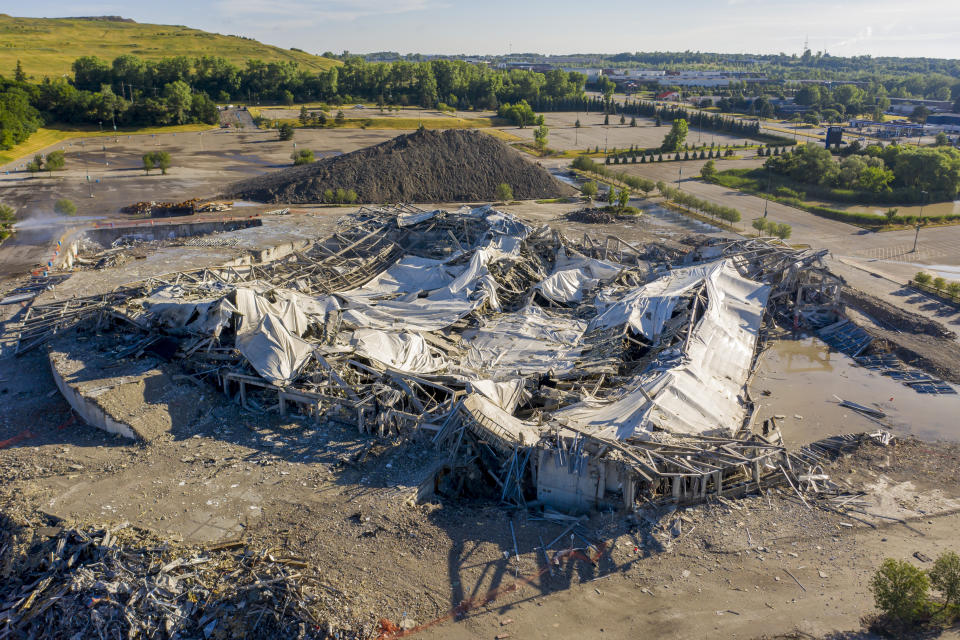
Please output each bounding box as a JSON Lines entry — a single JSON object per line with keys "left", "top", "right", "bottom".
{"left": 82, "top": 218, "right": 262, "bottom": 248}
{"left": 49, "top": 353, "right": 138, "bottom": 440}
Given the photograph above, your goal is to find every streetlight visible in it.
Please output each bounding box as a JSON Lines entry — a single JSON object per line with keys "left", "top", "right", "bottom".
{"left": 912, "top": 190, "right": 928, "bottom": 253}
{"left": 677, "top": 168, "right": 682, "bottom": 188}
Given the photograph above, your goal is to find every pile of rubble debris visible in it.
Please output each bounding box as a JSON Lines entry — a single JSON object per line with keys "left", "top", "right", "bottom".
{"left": 120, "top": 199, "right": 233, "bottom": 216}
{"left": 18, "top": 203, "right": 862, "bottom": 512}
{"left": 0, "top": 523, "right": 366, "bottom": 639}
{"left": 567, "top": 208, "right": 618, "bottom": 224}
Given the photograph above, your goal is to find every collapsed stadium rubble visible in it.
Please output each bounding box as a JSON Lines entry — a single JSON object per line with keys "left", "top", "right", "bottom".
{"left": 18, "top": 204, "right": 853, "bottom": 512}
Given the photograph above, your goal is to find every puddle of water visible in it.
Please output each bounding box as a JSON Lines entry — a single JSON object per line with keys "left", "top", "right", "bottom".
{"left": 751, "top": 335, "right": 960, "bottom": 446}
{"left": 549, "top": 169, "right": 579, "bottom": 188}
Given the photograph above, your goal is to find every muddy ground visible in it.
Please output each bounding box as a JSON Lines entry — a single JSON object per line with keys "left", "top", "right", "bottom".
{"left": 2, "top": 212, "right": 960, "bottom": 639}
{"left": 2, "top": 338, "right": 959, "bottom": 638}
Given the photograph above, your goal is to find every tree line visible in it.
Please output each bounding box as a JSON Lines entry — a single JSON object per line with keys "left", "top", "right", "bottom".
{"left": 656, "top": 181, "right": 743, "bottom": 226}
{"left": 0, "top": 55, "right": 588, "bottom": 149}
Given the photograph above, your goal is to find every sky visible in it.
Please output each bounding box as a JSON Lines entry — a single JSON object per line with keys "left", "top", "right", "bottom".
{"left": 16, "top": 0, "right": 960, "bottom": 59}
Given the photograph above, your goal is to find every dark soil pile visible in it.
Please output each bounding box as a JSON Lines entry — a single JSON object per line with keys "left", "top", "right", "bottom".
{"left": 224, "top": 129, "right": 574, "bottom": 204}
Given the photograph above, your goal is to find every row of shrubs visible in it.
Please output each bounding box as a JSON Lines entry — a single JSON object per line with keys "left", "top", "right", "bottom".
{"left": 571, "top": 156, "right": 656, "bottom": 195}
{"left": 657, "top": 181, "right": 742, "bottom": 225}
{"left": 750, "top": 217, "right": 793, "bottom": 240}
{"left": 320, "top": 188, "right": 359, "bottom": 204}
{"left": 606, "top": 148, "right": 735, "bottom": 164}
{"left": 914, "top": 272, "right": 960, "bottom": 299}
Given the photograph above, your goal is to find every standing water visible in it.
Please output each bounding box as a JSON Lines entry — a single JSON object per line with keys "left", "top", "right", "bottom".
{"left": 751, "top": 335, "right": 960, "bottom": 446}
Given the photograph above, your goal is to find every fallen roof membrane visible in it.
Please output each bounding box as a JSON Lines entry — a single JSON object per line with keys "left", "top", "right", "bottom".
{"left": 42, "top": 205, "right": 831, "bottom": 457}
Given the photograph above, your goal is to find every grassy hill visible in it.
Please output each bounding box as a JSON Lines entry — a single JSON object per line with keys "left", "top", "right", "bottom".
{"left": 0, "top": 14, "right": 339, "bottom": 79}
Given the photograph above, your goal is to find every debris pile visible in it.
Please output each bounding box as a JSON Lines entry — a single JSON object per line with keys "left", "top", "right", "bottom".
{"left": 0, "top": 525, "right": 364, "bottom": 639}
{"left": 225, "top": 129, "right": 575, "bottom": 204}
{"left": 567, "top": 208, "right": 617, "bottom": 224}
{"left": 24, "top": 204, "right": 853, "bottom": 511}
{"left": 120, "top": 199, "right": 233, "bottom": 216}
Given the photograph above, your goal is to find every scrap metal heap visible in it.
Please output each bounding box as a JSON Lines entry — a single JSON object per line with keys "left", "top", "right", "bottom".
{"left": 30, "top": 205, "right": 846, "bottom": 512}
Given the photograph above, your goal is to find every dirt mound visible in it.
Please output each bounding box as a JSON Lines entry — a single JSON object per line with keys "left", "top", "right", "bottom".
{"left": 225, "top": 129, "right": 575, "bottom": 204}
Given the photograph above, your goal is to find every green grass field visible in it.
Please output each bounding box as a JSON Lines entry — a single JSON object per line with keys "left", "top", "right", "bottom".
{"left": 0, "top": 14, "right": 339, "bottom": 78}
{"left": 0, "top": 123, "right": 215, "bottom": 165}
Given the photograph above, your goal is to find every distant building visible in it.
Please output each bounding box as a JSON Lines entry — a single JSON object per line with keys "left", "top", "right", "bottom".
{"left": 655, "top": 91, "right": 680, "bottom": 101}
{"left": 888, "top": 98, "right": 954, "bottom": 115}
{"left": 926, "top": 113, "right": 960, "bottom": 133}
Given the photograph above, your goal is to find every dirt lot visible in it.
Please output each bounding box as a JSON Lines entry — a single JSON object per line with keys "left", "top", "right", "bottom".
{"left": 2, "top": 118, "right": 960, "bottom": 639}
{"left": 508, "top": 112, "right": 757, "bottom": 153}
{"left": 2, "top": 340, "right": 959, "bottom": 639}
{"left": 255, "top": 106, "right": 496, "bottom": 122}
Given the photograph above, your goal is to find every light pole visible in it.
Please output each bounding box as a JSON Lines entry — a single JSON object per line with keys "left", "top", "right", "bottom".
{"left": 83, "top": 146, "right": 93, "bottom": 198}
{"left": 677, "top": 168, "right": 682, "bottom": 188}
{"left": 912, "top": 190, "right": 928, "bottom": 253}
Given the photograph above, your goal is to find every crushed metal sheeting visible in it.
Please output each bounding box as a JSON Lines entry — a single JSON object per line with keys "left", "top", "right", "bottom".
{"left": 26, "top": 205, "right": 855, "bottom": 511}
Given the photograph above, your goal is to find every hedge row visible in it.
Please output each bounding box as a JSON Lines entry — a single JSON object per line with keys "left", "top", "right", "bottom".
{"left": 571, "top": 156, "right": 656, "bottom": 194}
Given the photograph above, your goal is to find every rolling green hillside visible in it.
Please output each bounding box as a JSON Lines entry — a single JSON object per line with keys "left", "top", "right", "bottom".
{"left": 0, "top": 14, "right": 339, "bottom": 79}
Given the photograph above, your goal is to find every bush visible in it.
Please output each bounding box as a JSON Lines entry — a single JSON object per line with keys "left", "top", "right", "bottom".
{"left": 45, "top": 150, "right": 65, "bottom": 175}
{"left": 773, "top": 186, "right": 800, "bottom": 199}
{"left": 914, "top": 272, "right": 933, "bottom": 285}
{"left": 700, "top": 160, "right": 717, "bottom": 182}
{"left": 870, "top": 558, "right": 930, "bottom": 624}
{"left": 495, "top": 183, "right": 513, "bottom": 202}
{"left": 53, "top": 198, "right": 76, "bottom": 216}
{"left": 142, "top": 151, "right": 171, "bottom": 175}
{"left": 278, "top": 123, "right": 295, "bottom": 141}
{"left": 930, "top": 551, "right": 960, "bottom": 608}
{"left": 933, "top": 277, "right": 947, "bottom": 291}
{"left": 771, "top": 222, "right": 792, "bottom": 240}
{"left": 581, "top": 181, "right": 598, "bottom": 200}
{"left": 947, "top": 282, "right": 960, "bottom": 299}
{"left": 291, "top": 149, "right": 315, "bottom": 165}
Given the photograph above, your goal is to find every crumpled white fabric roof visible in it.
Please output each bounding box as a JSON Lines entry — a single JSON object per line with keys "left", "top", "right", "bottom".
{"left": 461, "top": 305, "right": 587, "bottom": 378}
{"left": 351, "top": 329, "right": 446, "bottom": 374}
{"left": 232, "top": 288, "right": 318, "bottom": 385}
{"left": 555, "top": 259, "right": 770, "bottom": 439}
{"left": 339, "top": 245, "right": 502, "bottom": 332}
{"left": 535, "top": 247, "right": 623, "bottom": 304}
{"left": 589, "top": 261, "right": 717, "bottom": 339}
{"left": 140, "top": 207, "right": 771, "bottom": 441}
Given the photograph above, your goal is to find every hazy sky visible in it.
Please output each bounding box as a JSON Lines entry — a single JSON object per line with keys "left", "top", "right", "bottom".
{"left": 18, "top": 0, "right": 960, "bottom": 59}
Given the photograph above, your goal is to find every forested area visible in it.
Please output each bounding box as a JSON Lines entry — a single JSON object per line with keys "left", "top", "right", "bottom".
{"left": 764, "top": 143, "right": 960, "bottom": 202}
{"left": 0, "top": 55, "right": 588, "bottom": 149}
